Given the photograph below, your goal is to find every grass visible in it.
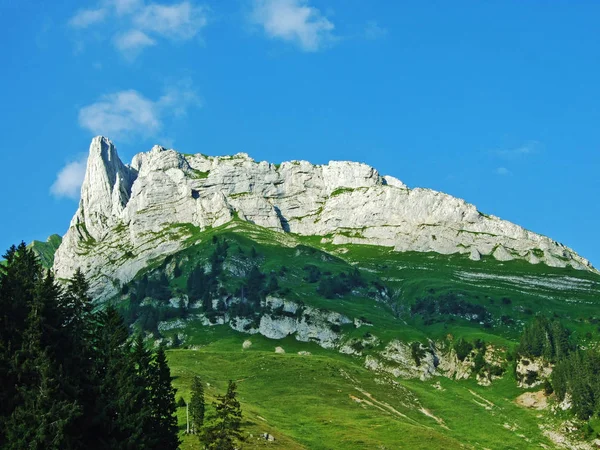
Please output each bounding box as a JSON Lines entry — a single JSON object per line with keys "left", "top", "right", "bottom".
{"left": 189, "top": 169, "right": 210, "bottom": 179}
{"left": 104, "top": 219, "right": 600, "bottom": 448}
{"left": 330, "top": 187, "right": 355, "bottom": 197}
{"left": 129, "top": 219, "right": 600, "bottom": 345}
{"left": 167, "top": 330, "right": 557, "bottom": 449}
{"left": 29, "top": 234, "right": 62, "bottom": 268}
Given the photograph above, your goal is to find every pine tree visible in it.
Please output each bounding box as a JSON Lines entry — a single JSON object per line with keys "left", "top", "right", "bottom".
{"left": 131, "top": 333, "right": 161, "bottom": 449}
{"left": 61, "top": 269, "right": 98, "bottom": 449}
{"left": 92, "top": 307, "right": 152, "bottom": 449}
{"left": 552, "top": 359, "right": 569, "bottom": 402}
{"left": 0, "top": 246, "right": 189, "bottom": 448}
{"left": 0, "top": 243, "right": 43, "bottom": 439}
{"left": 5, "top": 356, "right": 80, "bottom": 450}
{"left": 190, "top": 375, "right": 205, "bottom": 434}
{"left": 132, "top": 333, "right": 152, "bottom": 379}
{"left": 0, "top": 243, "right": 42, "bottom": 346}
{"left": 148, "top": 344, "right": 180, "bottom": 450}
{"left": 570, "top": 351, "right": 595, "bottom": 420}
{"left": 201, "top": 380, "right": 243, "bottom": 450}
{"left": 6, "top": 278, "right": 80, "bottom": 449}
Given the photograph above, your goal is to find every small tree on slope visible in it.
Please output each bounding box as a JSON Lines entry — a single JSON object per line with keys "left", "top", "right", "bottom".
{"left": 190, "top": 375, "right": 205, "bottom": 434}
{"left": 200, "top": 380, "right": 242, "bottom": 450}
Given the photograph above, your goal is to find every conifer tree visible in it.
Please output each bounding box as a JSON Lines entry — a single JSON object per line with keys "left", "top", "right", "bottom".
{"left": 148, "top": 344, "right": 180, "bottom": 450}
{"left": 92, "top": 307, "right": 151, "bottom": 449}
{"left": 6, "top": 274, "right": 80, "bottom": 449}
{"left": 201, "top": 380, "right": 243, "bottom": 450}
{"left": 0, "top": 243, "right": 43, "bottom": 437}
{"left": 0, "top": 243, "right": 183, "bottom": 449}
{"left": 190, "top": 375, "right": 205, "bottom": 434}
{"left": 132, "top": 333, "right": 152, "bottom": 379}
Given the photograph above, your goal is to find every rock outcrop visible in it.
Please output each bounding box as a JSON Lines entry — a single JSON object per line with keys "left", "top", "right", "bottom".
{"left": 54, "top": 136, "right": 595, "bottom": 298}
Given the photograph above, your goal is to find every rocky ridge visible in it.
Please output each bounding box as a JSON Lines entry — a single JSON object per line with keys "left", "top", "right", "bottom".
{"left": 54, "top": 137, "right": 595, "bottom": 298}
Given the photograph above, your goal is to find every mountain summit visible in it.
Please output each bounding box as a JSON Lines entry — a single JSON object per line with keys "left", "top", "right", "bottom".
{"left": 53, "top": 137, "right": 594, "bottom": 298}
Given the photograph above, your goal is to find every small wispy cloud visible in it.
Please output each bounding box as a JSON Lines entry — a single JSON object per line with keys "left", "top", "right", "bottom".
{"left": 79, "top": 90, "right": 161, "bottom": 139}
{"left": 133, "top": 2, "right": 209, "bottom": 40}
{"left": 495, "top": 167, "right": 511, "bottom": 176}
{"left": 111, "top": 0, "right": 143, "bottom": 16}
{"left": 491, "top": 141, "right": 540, "bottom": 159}
{"left": 78, "top": 82, "right": 200, "bottom": 140}
{"left": 113, "top": 29, "right": 156, "bottom": 57}
{"left": 250, "top": 0, "right": 335, "bottom": 52}
{"left": 364, "top": 20, "right": 388, "bottom": 40}
{"left": 51, "top": 156, "right": 88, "bottom": 199}
{"left": 67, "top": 1, "right": 209, "bottom": 58}
{"left": 68, "top": 8, "right": 108, "bottom": 28}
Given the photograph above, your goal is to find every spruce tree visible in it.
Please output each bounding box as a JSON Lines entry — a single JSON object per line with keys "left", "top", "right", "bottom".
{"left": 131, "top": 332, "right": 157, "bottom": 448}
{"left": 63, "top": 269, "right": 98, "bottom": 449}
{"left": 0, "top": 243, "right": 43, "bottom": 439}
{"left": 6, "top": 276, "right": 80, "bottom": 449}
{"left": 0, "top": 246, "right": 190, "bottom": 449}
{"left": 201, "top": 380, "right": 243, "bottom": 450}
{"left": 148, "top": 344, "right": 180, "bottom": 450}
{"left": 132, "top": 333, "right": 152, "bottom": 379}
{"left": 190, "top": 375, "right": 205, "bottom": 434}
{"left": 92, "top": 307, "right": 152, "bottom": 449}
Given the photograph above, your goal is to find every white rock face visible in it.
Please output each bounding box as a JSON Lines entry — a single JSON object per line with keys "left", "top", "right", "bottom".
{"left": 257, "top": 312, "right": 341, "bottom": 349}
{"left": 516, "top": 356, "right": 553, "bottom": 388}
{"left": 54, "top": 137, "right": 596, "bottom": 298}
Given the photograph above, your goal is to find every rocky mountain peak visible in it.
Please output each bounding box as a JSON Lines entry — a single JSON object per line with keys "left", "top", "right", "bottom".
{"left": 53, "top": 137, "right": 595, "bottom": 299}
{"left": 72, "top": 136, "right": 137, "bottom": 241}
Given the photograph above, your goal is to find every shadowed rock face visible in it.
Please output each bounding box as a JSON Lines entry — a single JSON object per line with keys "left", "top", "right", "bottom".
{"left": 53, "top": 136, "right": 595, "bottom": 299}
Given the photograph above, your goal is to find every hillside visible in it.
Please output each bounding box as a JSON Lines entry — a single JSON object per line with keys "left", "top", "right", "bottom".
{"left": 45, "top": 137, "right": 600, "bottom": 449}
{"left": 29, "top": 234, "right": 62, "bottom": 269}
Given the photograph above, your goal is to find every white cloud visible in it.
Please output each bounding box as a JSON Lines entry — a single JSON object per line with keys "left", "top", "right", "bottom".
{"left": 495, "top": 167, "right": 511, "bottom": 176}
{"left": 51, "top": 157, "right": 88, "bottom": 199}
{"left": 110, "top": 0, "right": 143, "bottom": 16}
{"left": 78, "top": 83, "right": 200, "bottom": 139}
{"left": 133, "top": 2, "right": 209, "bottom": 40}
{"left": 68, "top": 8, "right": 108, "bottom": 28}
{"left": 113, "top": 29, "right": 156, "bottom": 56}
{"left": 250, "top": 0, "right": 335, "bottom": 52}
{"left": 68, "top": 1, "right": 209, "bottom": 58}
{"left": 364, "top": 20, "right": 388, "bottom": 40}
{"left": 79, "top": 90, "right": 160, "bottom": 139}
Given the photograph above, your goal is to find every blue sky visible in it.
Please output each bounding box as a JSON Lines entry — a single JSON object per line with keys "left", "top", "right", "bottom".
{"left": 1, "top": 0, "right": 599, "bottom": 266}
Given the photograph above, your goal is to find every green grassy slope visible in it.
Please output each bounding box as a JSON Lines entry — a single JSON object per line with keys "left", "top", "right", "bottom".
{"left": 167, "top": 332, "right": 557, "bottom": 449}
{"left": 108, "top": 220, "right": 600, "bottom": 448}
{"left": 29, "top": 234, "right": 62, "bottom": 269}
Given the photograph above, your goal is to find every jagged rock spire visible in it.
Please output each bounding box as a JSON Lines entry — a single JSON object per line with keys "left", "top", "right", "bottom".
{"left": 73, "top": 136, "right": 136, "bottom": 241}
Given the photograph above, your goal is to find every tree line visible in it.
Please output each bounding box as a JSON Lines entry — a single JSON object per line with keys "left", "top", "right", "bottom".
{"left": 518, "top": 316, "right": 600, "bottom": 421}
{"left": 0, "top": 243, "right": 179, "bottom": 449}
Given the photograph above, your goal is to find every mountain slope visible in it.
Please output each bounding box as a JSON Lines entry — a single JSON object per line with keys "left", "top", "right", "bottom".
{"left": 48, "top": 137, "right": 600, "bottom": 448}
{"left": 110, "top": 222, "right": 598, "bottom": 449}
{"left": 29, "top": 234, "right": 62, "bottom": 269}
{"left": 53, "top": 137, "right": 594, "bottom": 300}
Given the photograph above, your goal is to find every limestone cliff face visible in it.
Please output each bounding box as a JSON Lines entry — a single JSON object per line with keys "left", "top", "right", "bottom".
{"left": 53, "top": 136, "right": 595, "bottom": 298}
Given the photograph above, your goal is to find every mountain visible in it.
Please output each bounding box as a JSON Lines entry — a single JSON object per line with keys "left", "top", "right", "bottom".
{"left": 29, "top": 234, "right": 62, "bottom": 269}
{"left": 53, "top": 136, "right": 594, "bottom": 300}
{"left": 48, "top": 137, "right": 600, "bottom": 449}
